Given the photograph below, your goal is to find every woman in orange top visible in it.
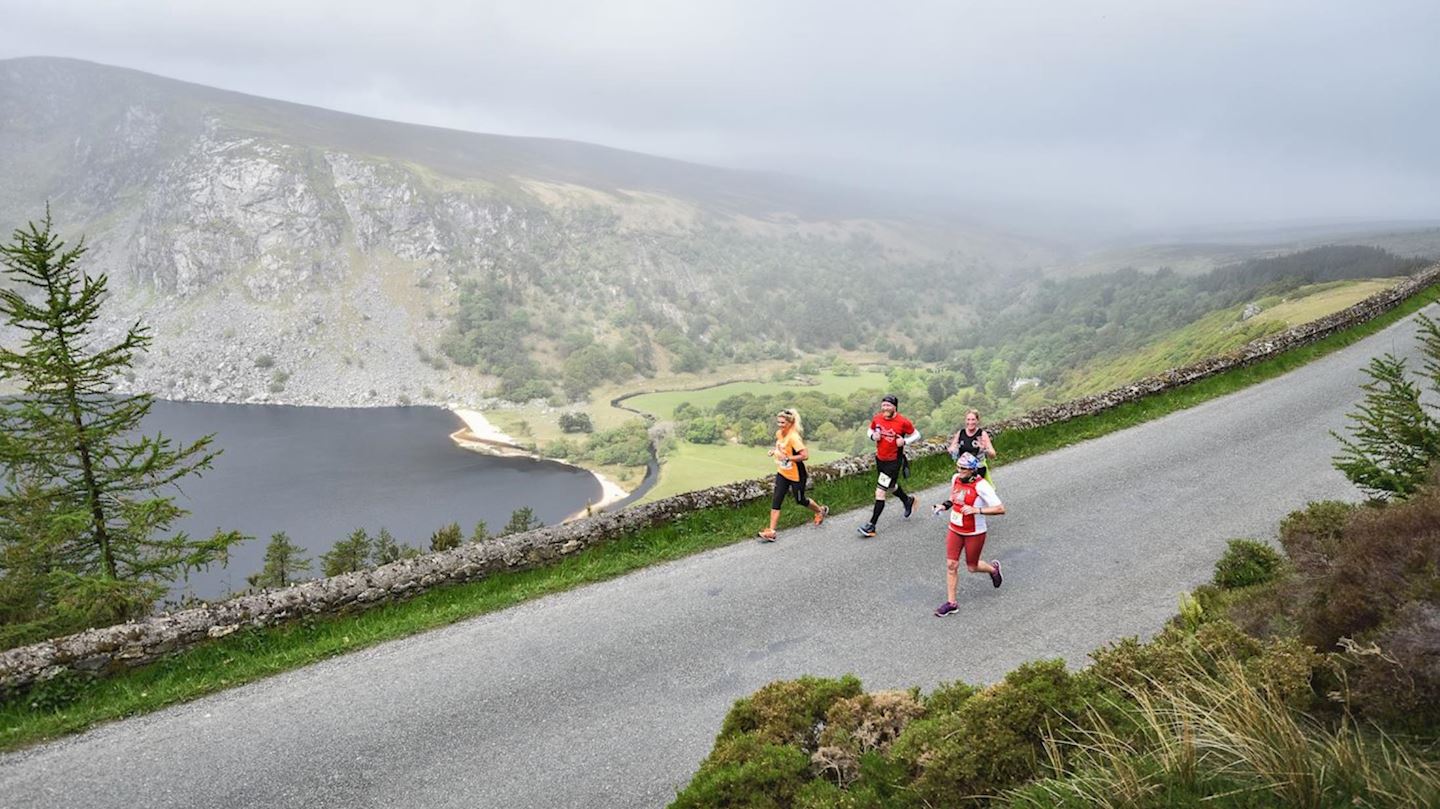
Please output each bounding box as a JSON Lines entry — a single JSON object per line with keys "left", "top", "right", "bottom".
{"left": 758, "top": 408, "right": 829, "bottom": 541}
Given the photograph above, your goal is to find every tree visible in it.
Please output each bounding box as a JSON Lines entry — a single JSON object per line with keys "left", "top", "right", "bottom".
{"left": 469, "top": 520, "right": 490, "bottom": 544}
{"left": 247, "top": 532, "right": 311, "bottom": 590}
{"left": 321, "top": 528, "right": 371, "bottom": 576}
{"left": 370, "top": 527, "right": 406, "bottom": 566}
{"left": 558, "top": 412, "right": 594, "bottom": 434}
{"left": 502, "top": 507, "right": 543, "bottom": 536}
{"left": 429, "top": 521, "right": 463, "bottom": 552}
{"left": 1332, "top": 349, "right": 1440, "bottom": 500}
{"left": 0, "top": 213, "right": 243, "bottom": 639}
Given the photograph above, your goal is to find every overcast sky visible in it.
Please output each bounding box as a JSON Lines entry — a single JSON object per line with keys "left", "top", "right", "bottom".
{"left": 3, "top": 1, "right": 1438, "bottom": 235}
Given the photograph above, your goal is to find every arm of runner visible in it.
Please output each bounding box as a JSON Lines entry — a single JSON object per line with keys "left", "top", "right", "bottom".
{"left": 976, "top": 480, "right": 1005, "bottom": 515}
{"left": 980, "top": 430, "right": 997, "bottom": 458}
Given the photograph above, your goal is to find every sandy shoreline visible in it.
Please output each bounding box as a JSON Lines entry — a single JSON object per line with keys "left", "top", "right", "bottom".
{"left": 449, "top": 408, "right": 631, "bottom": 514}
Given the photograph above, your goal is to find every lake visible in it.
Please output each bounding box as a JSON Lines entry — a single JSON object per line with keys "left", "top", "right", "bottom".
{"left": 143, "top": 401, "right": 602, "bottom": 602}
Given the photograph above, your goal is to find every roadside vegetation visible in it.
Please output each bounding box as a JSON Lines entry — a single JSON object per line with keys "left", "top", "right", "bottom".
{"left": 2, "top": 282, "right": 1436, "bottom": 751}
{"left": 669, "top": 313, "right": 1440, "bottom": 808}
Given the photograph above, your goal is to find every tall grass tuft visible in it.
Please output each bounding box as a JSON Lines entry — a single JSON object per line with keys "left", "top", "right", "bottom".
{"left": 1009, "top": 648, "right": 1440, "bottom": 809}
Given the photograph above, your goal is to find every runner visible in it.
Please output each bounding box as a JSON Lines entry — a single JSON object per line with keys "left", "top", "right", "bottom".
{"left": 757, "top": 407, "right": 828, "bottom": 542}
{"left": 930, "top": 452, "right": 1005, "bottom": 616}
{"left": 947, "top": 408, "right": 997, "bottom": 478}
{"left": 857, "top": 394, "right": 921, "bottom": 538}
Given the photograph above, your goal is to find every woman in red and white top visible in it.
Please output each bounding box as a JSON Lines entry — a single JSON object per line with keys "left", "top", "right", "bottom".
{"left": 929, "top": 452, "right": 1005, "bottom": 617}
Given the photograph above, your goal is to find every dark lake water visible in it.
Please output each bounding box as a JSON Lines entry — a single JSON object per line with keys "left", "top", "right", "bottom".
{"left": 144, "top": 401, "right": 601, "bottom": 602}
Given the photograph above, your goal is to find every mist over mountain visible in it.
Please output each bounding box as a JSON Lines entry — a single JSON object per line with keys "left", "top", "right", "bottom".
{"left": 0, "top": 56, "right": 1063, "bottom": 407}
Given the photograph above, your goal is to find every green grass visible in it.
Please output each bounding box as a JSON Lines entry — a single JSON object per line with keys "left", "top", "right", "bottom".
{"left": 642, "top": 442, "right": 847, "bottom": 504}
{"left": 3, "top": 282, "right": 1436, "bottom": 752}
{"left": 1058, "top": 279, "right": 1401, "bottom": 398}
{"left": 1253, "top": 278, "right": 1396, "bottom": 327}
{"left": 624, "top": 370, "right": 889, "bottom": 421}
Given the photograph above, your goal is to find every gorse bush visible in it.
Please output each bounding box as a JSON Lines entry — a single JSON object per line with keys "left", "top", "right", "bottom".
{"left": 1212, "top": 538, "right": 1284, "bottom": 589}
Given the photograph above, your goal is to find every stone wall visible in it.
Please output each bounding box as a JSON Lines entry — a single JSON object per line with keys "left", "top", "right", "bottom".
{"left": 3, "top": 264, "right": 1437, "bottom": 694}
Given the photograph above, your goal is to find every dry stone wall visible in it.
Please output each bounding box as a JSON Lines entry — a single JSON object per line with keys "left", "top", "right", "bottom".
{"left": 2, "top": 264, "right": 1437, "bottom": 694}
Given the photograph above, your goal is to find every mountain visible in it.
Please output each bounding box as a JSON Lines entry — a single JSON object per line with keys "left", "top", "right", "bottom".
{"left": 0, "top": 57, "right": 1056, "bottom": 406}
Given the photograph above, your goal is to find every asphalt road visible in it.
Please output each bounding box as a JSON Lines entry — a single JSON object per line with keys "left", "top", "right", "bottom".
{"left": 3, "top": 303, "right": 1436, "bottom": 809}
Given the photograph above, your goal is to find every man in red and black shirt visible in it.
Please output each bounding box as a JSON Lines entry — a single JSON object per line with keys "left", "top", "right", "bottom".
{"left": 858, "top": 394, "right": 921, "bottom": 537}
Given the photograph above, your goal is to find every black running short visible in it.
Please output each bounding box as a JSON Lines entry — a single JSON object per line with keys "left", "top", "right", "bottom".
{"left": 875, "top": 457, "right": 903, "bottom": 491}
{"left": 771, "top": 472, "right": 809, "bottom": 510}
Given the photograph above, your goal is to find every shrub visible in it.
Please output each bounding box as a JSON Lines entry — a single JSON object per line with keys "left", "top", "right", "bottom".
{"left": 895, "top": 660, "right": 1113, "bottom": 804}
{"left": 582, "top": 422, "right": 651, "bottom": 467}
{"left": 671, "top": 733, "right": 811, "bottom": 809}
{"left": 683, "top": 416, "right": 725, "bottom": 445}
{"left": 813, "top": 690, "right": 925, "bottom": 787}
{"left": 254, "top": 354, "right": 275, "bottom": 368}
{"left": 718, "top": 675, "right": 863, "bottom": 749}
{"left": 558, "top": 412, "right": 593, "bottom": 433}
{"left": 1213, "top": 539, "right": 1284, "bottom": 589}
{"left": 429, "top": 522, "right": 462, "bottom": 552}
{"left": 923, "top": 679, "right": 979, "bottom": 716}
{"left": 1278, "top": 500, "right": 1356, "bottom": 576}
{"left": 1300, "top": 479, "right": 1440, "bottom": 652}
{"left": 1341, "top": 603, "right": 1440, "bottom": 735}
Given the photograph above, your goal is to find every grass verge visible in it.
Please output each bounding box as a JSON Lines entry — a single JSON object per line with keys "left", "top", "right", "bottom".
{"left": 3, "top": 283, "right": 1437, "bottom": 752}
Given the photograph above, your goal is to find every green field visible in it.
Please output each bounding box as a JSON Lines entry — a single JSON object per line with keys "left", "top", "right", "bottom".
{"left": 623, "top": 370, "right": 890, "bottom": 421}
{"left": 1253, "top": 278, "right": 1397, "bottom": 327}
{"left": 642, "top": 442, "right": 847, "bottom": 504}
{"left": 1059, "top": 279, "right": 1396, "bottom": 398}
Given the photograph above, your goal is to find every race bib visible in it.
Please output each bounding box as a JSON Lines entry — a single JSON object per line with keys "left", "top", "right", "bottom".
{"left": 876, "top": 472, "right": 892, "bottom": 488}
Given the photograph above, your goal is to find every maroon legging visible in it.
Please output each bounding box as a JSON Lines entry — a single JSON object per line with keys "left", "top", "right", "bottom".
{"left": 946, "top": 528, "right": 987, "bottom": 568}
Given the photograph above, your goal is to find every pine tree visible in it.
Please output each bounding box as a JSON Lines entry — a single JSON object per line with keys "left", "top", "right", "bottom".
{"left": 1332, "top": 351, "right": 1440, "bottom": 500}
{"left": 321, "top": 528, "right": 370, "bottom": 576}
{"left": 501, "top": 507, "right": 543, "bottom": 536}
{"left": 370, "top": 527, "right": 406, "bottom": 566}
{"left": 1419, "top": 313, "right": 1440, "bottom": 397}
{"left": 247, "top": 532, "right": 311, "bottom": 590}
{"left": 429, "top": 522, "right": 462, "bottom": 552}
{"left": 0, "top": 212, "right": 243, "bottom": 639}
{"left": 469, "top": 520, "right": 490, "bottom": 544}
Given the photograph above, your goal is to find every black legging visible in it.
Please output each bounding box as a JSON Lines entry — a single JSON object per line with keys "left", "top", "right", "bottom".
{"left": 771, "top": 469, "right": 810, "bottom": 510}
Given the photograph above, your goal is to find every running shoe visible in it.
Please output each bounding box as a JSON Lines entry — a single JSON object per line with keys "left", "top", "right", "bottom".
{"left": 902, "top": 494, "right": 917, "bottom": 519}
{"left": 857, "top": 523, "right": 877, "bottom": 538}
{"left": 989, "top": 560, "right": 1003, "bottom": 588}
{"left": 757, "top": 530, "right": 777, "bottom": 543}
{"left": 813, "top": 504, "right": 829, "bottom": 526}
{"left": 934, "top": 601, "right": 958, "bottom": 617}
